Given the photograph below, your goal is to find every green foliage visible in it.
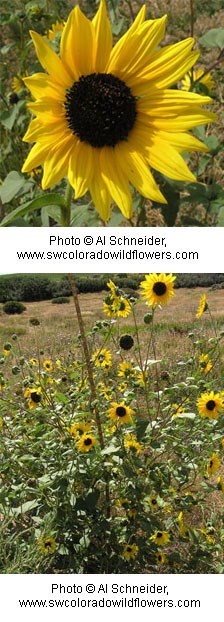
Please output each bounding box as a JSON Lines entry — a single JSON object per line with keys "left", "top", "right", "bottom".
{"left": 0, "top": 278, "right": 223, "bottom": 573}
{"left": 51, "top": 296, "right": 70, "bottom": 304}
{"left": 2, "top": 300, "right": 26, "bottom": 314}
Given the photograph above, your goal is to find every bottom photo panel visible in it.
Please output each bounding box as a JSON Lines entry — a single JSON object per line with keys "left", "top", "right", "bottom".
{"left": 0, "top": 272, "right": 224, "bottom": 575}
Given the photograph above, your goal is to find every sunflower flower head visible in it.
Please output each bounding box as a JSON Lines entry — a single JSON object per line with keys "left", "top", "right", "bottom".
{"left": 43, "top": 360, "right": 53, "bottom": 372}
{"left": 47, "top": 20, "right": 65, "bottom": 41}
{"left": 124, "top": 433, "right": 143, "bottom": 455}
{"left": 118, "top": 361, "right": 135, "bottom": 378}
{"left": 24, "top": 386, "right": 42, "bottom": 409}
{"left": 76, "top": 433, "right": 96, "bottom": 452}
{"left": 123, "top": 543, "right": 139, "bottom": 561}
{"left": 206, "top": 452, "right": 221, "bottom": 477}
{"left": 150, "top": 530, "right": 170, "bottom": 546}
{"left": 39, "top": 536, "right": 56, "bottom": 555}
{"left": 107, "top": 401, "right": 134, "bottom": 426}
{"left": 140, "top": 273, "right": 176, "bottom": 306}
{"left": 197, "top": 390, "right": 223, "bottom": 420}
{"left": 196, "top": 294, "right": 208, "bottom": 318}
{"left": 93, "top": 348, "right": 112, "bottom": 369}
{"left": 22, "top": 1, "right": 215, "bottom": 222}
{"left": 199, "top": 353, "right": 212, "bottom": 373}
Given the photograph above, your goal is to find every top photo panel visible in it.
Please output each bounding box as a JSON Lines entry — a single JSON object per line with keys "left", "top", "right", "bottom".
{"left": 1, "top": 0, "right": 223, "bottom": 228}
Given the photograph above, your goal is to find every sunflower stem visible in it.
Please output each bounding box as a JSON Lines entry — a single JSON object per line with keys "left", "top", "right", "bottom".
{"left": 68, "top": 274, "right": 111, "bottom": 518}
{"left": 61, "top": 183, "right": 73, "bottom": 226}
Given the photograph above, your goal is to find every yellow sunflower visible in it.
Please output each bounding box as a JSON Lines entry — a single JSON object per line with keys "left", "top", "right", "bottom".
{"left": 148, "top": 495, "right": 159, "bottom": 509}
{"left": 43, "top": 360, "right": 53, "bottom": 372}
{"left": 178, "top": 511, "right": 189, "bottom": 537}
{"left": 47, "top": 20, "right": 65, "bottom": 41}
{"left": 181, "top": 68, "right": 215, "bottom": 92}
{"left": 24, "top": 386, "right": 42, "bottom": 409}
{"left": 206, "top": 453, "right": 221, "bottom": 477}
{"left": 150, "top": 530, "right": 170, "bottom": 546}
{"left": 124, "top": 433, "right": 143, "bottom": 455}
{"left": 21, "top": 1, "right": 215, "bottom": 221}
{"left": 76, "top": 433, "right": 96, "bottom": 452}
{"left": 199, "top": 353, "right": 212, "bottom": 373}
{"left": 107, "top": 401, "right": 134, "bottom": 425}
{"left": 197, "top": 390, "right": 223, "bottom": 420}
{"left": 196, "top": 293, "right": 208, "bottom": 318}
{"left": 156, "top": 550, "right": 167, "bottom": 565}
{"left": 123, "top": 543, "right": 139, "bottom": 561}
{"left": 118, "top": 361, "right": 135, "bottom": 378}
{"left": 68, "top": 421, "right": 92, "bottom": 438}
{"left": 112, "top": 297, "right": 131, "bottom": 318}
{"left": 93, "top": 348, "right": 112, "bottom": 368}
{"left": 140, "top": 273, "right": 176, "bottom": 306}
{"left": 38, "top": 536, "right": 56, "bottom": 555}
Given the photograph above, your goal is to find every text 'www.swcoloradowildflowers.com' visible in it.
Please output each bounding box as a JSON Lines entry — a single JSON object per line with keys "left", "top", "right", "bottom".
{"left": 18, "top": 597, "right": 200, "bottom": 609}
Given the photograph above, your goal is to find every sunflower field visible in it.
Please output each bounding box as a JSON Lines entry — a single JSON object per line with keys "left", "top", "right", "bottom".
{"left": 0, "top": 274, "right": 224, "bottom": 574}
{"left": 0, "top": 0, "right": 224, "bottom": 227}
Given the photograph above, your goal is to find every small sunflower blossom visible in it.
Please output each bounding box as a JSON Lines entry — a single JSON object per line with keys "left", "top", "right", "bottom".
{"left": 118, "top": 381, "right": 128, "bottom": 393}
{"left": 140, "top": 273, "right": 176, "bottom": 306}
{"left": 199, "top": 353, "right": 213, "bottom": 373}
{"left": 123, "top": 543, "right": 139, "bottom": 561}
{"left": 76, "top": 433, "right": 96, "bottom": 452}
{"left": 171, "top": 403, "right": 185, "bottom": 417}
{"left": 107, "top": 401, "right": 134, "bottom": 425}
{"left": 200, "top": 527, "right": 216, "bottom": 545}
{"left": 3, "top": 349, "right": 10, "bottom": 357}
{"left": 135, "top": 370, "right": 148, "bottom": 386}
{"left": 47, "top": 20, "right": 65, "bottom": 41}
{"left": 112, "top": 297, "right": 131, "bottom": 318}
{"left": 103, "top": 301, "right": 116, "bottom": 318}
{"left": 106, "top": 279, "right": 119, "bottom": 298}
{"left": 150, "top": 530, "right": 170, "bottom": 546}
{"left": 124, "top": 433, "right": 143, "bottom": 455}
{"left": 30, "top": 358, "right": 38, "bottom": 365}
{"left": 68, "top": 421, "right": 92, "bottom": 439}
{"left": 93, "top": 348, "right": 112, "bottom": 368}
{"left": 43, "top": 360, "right": 53, "bottom": 372}
{"left": 178, "top": 512, "right": 189, "bottom": 537}
{"left": 156, "top": 550, "right": 167, "bottom": 565}
{"left": 39, "top": 536, "right": 56, "bottom": 554}
{"left": 197, "top": 390, "right": 223, "bottom": 420}
{"left": 24, "top": 386, "right": 42, "bottom": 409}
{"left": 12, "top": 72, "right": 28, "bottom": 93}
{"left": 148, "top": 495, "right": 159, "bottom": 510}
{"left": 181, "top": 68, "right": 215, "bottom": 93}
{"left": 118, "top": 361, "right": 135, "bottom": 378}
{"left": 97, "top": 381, "right": 113, "bottom": 400}
{"left": 206, "top": 453, "right": 221, "bottom": 477}
{"left": 21, "top": 1, "right": 215, "bottom": 221}
{"left": 196, "top": 293, "right": 208, "bottom": 318}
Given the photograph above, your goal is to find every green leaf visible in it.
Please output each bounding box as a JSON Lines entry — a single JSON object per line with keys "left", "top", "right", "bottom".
{"left": 0, "top": 171, "right": 25, "bottom": 203}
{"left": 11, "top": 499, "right": 39, "bottom": 516}
{"left": 70, "top": 204, "right": 99, "bottom": 226}
{"left": 0, "top": 106, "right": 19, "bottom": 130}
{"left": 101, "top": 445, "right": 120, "bottom": 455}
{"left": 0, "top": 193, "right": 66, "bottom": 226}
{"left": 199, "top": 28, "right": 224, "bottom": 49}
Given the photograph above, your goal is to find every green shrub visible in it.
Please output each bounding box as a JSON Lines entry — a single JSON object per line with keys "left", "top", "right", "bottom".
{"left": 51, "top": 297, "right": 70, "bottom": 304}
{"left": 3, "top": 300, "right": 26, "bottom": 315}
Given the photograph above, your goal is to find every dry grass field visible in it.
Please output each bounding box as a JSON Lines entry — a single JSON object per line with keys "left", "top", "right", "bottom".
{"left": 1, "top": 286, "right": 223, "bottom": 371}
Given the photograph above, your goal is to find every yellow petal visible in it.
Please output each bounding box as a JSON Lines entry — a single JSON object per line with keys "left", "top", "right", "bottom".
{"left": 22, "top": 142, "right": 49, "bottom": 172}
{"left": 29, "top": 31, "right": 72, "bottom": 87}
{"left": 23, "top": 73, "right": 65, "bottom": 101}
{"left": 138, "top": 109, "right": 216, "bottom": 131}
{"left": 89, "top": 151, "right": 111, "bottom": 221}
{"left": 109, "top": 16, "right": 166, "bottom": 77}
{"left": 42, "top": 137, "right": 73, "bottom": 189}
{"left": 146, "top": 136, "right": 196, "bottom": 181}
{"left": 68, "top": 141, "right": 93, "bottom": 199}
{"left": 100, "top": 147, "right": 132, "bottom": 218}
{"left": 60, "top": 5, "right": 94, "bottom": 78}
{"left": 23, "top": 117, "right": 69, "bottom": 144}
{"left": 116, "top": 142, "right": 167, "bottom": 203}
{"left": 129, "top": 40, "right": 199, "bottom": 91}
{"left": 138, "top": 88, "right": 212, "bottom": 117}
{"left": 158, "top": 131, "right": 209, "bottom": 153}
{"left": 106, "top": 4, "right": 146, "bottom": 72}
{"left": 92, "top": 0, "right": 112, "bottom": 71}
